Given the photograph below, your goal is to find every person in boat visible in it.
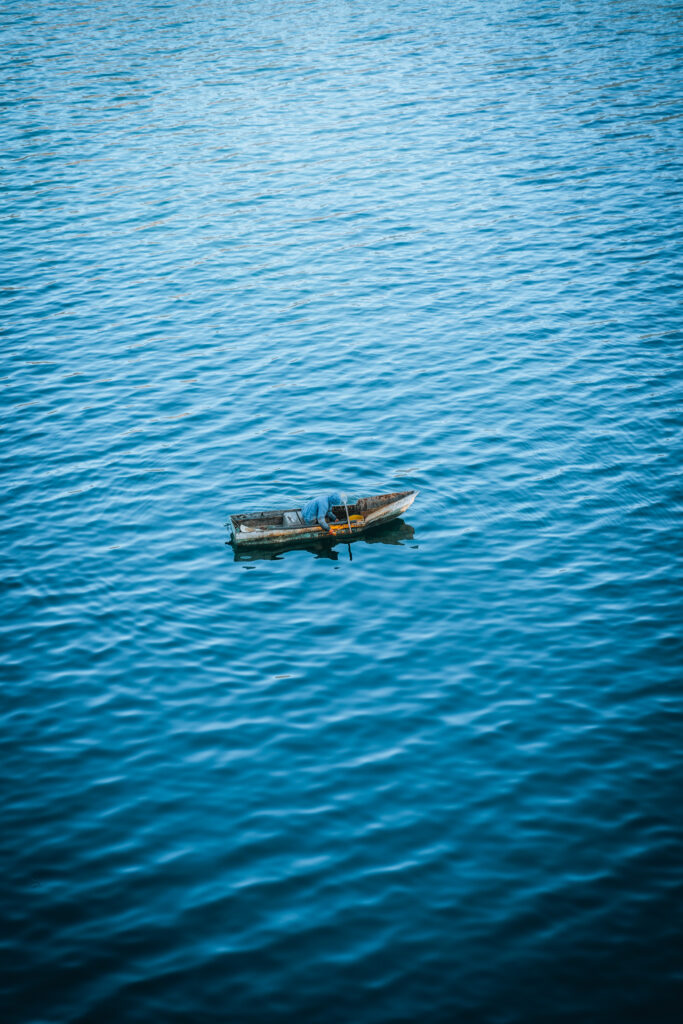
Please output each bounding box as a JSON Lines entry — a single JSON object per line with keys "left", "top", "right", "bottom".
{"left": 301, "top": 492, "right": 344, "bottom": 533}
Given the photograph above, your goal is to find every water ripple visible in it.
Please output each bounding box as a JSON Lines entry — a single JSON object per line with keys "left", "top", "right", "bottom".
{"left": 2, "top": 1, "right": 682, "bottom": 1022}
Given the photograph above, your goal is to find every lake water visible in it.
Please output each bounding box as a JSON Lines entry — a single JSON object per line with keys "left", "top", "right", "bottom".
{"left": 2, "top": 1, "right": 682, "bottom": 1021}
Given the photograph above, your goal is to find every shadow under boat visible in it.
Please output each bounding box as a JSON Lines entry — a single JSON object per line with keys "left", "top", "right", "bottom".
{"left": 231, "top": 518, "right": 416, "bottom": 562}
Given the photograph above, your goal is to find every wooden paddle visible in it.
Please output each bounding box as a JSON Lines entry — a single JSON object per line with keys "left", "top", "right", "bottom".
{"left": 343, "top": 496, "right": 353, "bottom": 536}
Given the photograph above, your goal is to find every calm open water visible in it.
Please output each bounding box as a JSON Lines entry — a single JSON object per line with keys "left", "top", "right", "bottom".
{"left": 2, "top": 1, "right": 682, "bottom": 1021}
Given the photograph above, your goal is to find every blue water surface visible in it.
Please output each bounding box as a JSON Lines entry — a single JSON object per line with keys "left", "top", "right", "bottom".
{"left": 2, "top": 1, "right": 682, "bottom": 1021}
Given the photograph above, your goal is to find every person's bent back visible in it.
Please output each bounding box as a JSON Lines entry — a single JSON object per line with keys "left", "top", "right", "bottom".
{"left": 302, "top": 492, "right": 343, "bottom": 532}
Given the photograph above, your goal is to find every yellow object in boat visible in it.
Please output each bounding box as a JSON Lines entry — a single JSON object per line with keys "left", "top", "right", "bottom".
{"left": 329, "top": 515, "right": 363, "bottom": 533}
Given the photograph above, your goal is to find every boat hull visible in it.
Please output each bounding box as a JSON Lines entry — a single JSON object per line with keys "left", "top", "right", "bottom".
{"left": 228, "top": 490, "right": 418, "bottom": 548}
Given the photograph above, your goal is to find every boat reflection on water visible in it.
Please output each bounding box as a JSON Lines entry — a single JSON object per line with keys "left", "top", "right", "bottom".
{"left": 231, "top": 518, "right": 416, "bottom": 562}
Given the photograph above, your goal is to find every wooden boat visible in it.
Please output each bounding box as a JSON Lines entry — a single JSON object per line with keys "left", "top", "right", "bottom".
{"left": 228, "top": 490, "right": 418, "bottom": 548}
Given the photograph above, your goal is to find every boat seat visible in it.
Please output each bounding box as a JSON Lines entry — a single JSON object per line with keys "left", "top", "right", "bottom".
{"left": 283, "top": 510, "right": 304, "bottom": 528}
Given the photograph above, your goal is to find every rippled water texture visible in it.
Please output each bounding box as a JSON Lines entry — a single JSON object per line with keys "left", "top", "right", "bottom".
{"left": 2, "top": 1, "right": 682, "bottom": 1021}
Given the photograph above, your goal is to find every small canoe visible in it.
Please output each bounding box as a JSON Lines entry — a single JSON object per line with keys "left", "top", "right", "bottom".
{"left": 228, "top": 489, "right": 418, "bottom": 548}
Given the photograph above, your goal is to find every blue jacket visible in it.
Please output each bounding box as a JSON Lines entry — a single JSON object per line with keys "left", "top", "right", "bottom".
{"left": 302, "top": 492, "right": 342, "bottom": 531}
